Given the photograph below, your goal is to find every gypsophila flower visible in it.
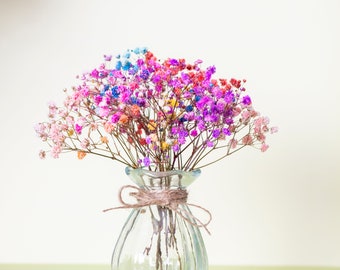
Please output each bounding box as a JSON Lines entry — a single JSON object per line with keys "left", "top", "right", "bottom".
{"left": 35, "top": 47, "right": 277, "bottom": 171}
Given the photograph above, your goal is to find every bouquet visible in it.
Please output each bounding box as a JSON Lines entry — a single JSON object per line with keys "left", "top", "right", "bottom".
{"left": 35, "top": 47, "right": 277, "bottom": 269}
{"left": 35, "top": 47, "right": 276, "bottom": 172}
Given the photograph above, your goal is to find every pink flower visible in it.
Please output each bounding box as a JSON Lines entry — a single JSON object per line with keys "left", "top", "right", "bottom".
{"left": 51, "top": 145, "right": 61, "bottom": 158}
{"left": 39, "top": 150, "right": 46, "bottom": 159}
{"left": 81, "top": 138, "right": 90, "bottom": 149}
{"left": 229, "top": 138, "right": 238, "bottom": 149}
{"left": 48, "top": 102, "right": 57, "bottom": 117}
{"left": 271, "top": 126, "right": 279, "bottom": 134}
{"left": 241, "top": 110, "right": 251, "bottom": 122}
{"left": 261, "top": 144, "right": 269, "bottom": 152}
{"left": 242, "top": 134, "right": 253, "bottom": 145}
{"left": 104, "top": 122, "right": 114, "bottom": 133}
{"left": 104, "top": 55, "right": 112, "bottom": 61}
{"left": 206, "top": 140, "right": 214, "bottom": 147}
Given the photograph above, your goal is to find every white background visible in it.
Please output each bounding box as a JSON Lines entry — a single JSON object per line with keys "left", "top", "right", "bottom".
{"left": 1, "top": 0, "right": 340, "bottom": 267}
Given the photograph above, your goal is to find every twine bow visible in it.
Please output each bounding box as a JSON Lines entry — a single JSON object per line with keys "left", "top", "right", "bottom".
{"left": 103, "top": 185, "right": 212, "bottom": 234}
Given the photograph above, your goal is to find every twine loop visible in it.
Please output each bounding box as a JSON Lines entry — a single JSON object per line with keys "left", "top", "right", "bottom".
{"left": 103, "top": 185, "right": 212, "bottom": 234}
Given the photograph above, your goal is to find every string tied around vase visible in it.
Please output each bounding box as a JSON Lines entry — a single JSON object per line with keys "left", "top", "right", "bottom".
{"left": 103, "top": 185, "right": 212, "bottom": 234}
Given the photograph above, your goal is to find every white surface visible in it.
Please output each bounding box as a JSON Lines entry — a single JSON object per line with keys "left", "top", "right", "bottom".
{"left": 0, "top": 0, "right": 339, "bottom": 266}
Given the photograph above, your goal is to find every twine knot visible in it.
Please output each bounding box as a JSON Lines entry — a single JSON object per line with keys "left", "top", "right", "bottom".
{"left": 103, "top": 185, "right": 212, "bottom": 234}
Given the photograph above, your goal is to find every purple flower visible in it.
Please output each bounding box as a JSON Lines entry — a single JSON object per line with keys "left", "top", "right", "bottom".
{"left": 140, "top": 69, "right": 150, "bottom": 80}
{"left": 172, "top": 144, "right": 180, "bottom": 152}
{"left": 151, "top": 74, "right": 161, "bottom": 83}
{"left": 242, "top": 95, "right": 252, "bottom": 106}
{"left": 178, "top": 130, "right": 188, "bottom": 138}
{"left": 145, "top": 136, "right": 152, "bottom": 144}
{"left": 143, "top": 156, "right": 151, "bottom": 167}
{"left": 181, "top": 72, "right": 191, "bottom": 84}
{"left": 216, "top": 99, "right": 226, "bottom": 112}
{"left": 212, "top": 129, "right": 220, "bottom": 138}
{"left": 169, "top": 59, "right": 179, "bottom": 66}
{"left": 224, "top": 90, "right": 235, "bottom": 104}
{"left": 223, "top": 128, "right": 231, "bottom": 136}
{"left": 197, "top": 121, "right": 205, "bottom": 131}
{"left": 196, "top": 96, "right": 211, "bottom": 110}
{"left": 171, "top": 126, "right": 179, "bottom": 135}
{"left": 178, "top": 136, "right": 186, "bottom": 145}
{"left": 205, "top": 66, "right": 216, "bottom": 80}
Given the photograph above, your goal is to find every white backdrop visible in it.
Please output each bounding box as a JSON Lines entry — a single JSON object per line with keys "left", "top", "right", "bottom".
{"left": 1, "top": 0, "right": 339, "bottom": 266}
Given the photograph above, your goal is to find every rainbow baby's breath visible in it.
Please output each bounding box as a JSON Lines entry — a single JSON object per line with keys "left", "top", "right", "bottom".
{"left": 35, "top": 48, "right": 276, "bottom": 171}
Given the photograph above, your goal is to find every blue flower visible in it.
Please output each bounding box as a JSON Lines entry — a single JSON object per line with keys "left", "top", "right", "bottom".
{"left": 185, "top": 105, "right": 193, "bottom": 112}
{"left": 115, "top": 60, "right": 122, "bottom": 70}
{"left": 140, "top": 47, "right": 148, "bottom": 54}
{"left": 122, "top": 60, "right": 131, "bottom": 71}
{"left": 124, "top": 51, "right": 131, "bottom": 59}
{"left": 130, "top": 96, "right": 137, "bottom": 104}
{"left": 133, "top": 47, "right": 140, "bottom": 54}
{"left": 111, "top": 86, "right": 119, "bottom": 98}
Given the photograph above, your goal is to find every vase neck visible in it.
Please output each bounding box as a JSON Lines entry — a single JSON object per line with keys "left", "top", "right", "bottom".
{"left": 125, "top": 167, "right": 201, "bottom": 189}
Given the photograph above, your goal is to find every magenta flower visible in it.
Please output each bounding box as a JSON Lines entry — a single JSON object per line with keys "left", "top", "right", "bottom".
{"left": 75, "top": 124, "right": 82, "bottom": 134}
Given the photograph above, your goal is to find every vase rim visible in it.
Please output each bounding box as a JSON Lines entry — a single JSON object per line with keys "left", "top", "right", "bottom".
{"left": 125, "top": 166, "right": 201, "bottom": 178}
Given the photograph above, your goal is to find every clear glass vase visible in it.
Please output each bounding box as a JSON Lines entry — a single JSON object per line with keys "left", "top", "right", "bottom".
{"left": 111, "top": 167, "right": 209, "bottom": 270}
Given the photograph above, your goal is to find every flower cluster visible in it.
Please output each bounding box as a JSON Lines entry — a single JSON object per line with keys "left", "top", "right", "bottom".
{"left": 35, "top": 48, "right": 277, "bottom": 171}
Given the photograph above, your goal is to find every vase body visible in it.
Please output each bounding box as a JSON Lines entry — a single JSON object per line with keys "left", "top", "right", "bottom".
{"left": 111, "top": 167, "right": 208, "bottom": 270}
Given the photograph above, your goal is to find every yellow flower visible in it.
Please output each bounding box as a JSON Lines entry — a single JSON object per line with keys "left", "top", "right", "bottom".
{"left": 67, "top": 129, "right": 74, "bottom": 136}
{"left": 147, "top": 121, "right": 156, "bottom": 131}
{"left": 167, "top": 99, "right": 177, "bottom": 107}
{"left": 161, "top": 141, "right": 169, "bottom": 150}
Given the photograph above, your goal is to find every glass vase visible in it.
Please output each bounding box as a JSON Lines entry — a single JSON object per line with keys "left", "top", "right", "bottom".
{"left": 111, "top": 167, "right": 208, "bottom": 270}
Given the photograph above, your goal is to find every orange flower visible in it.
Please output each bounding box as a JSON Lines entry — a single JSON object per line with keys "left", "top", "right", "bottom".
{"left": 118, "top": 114, "right": 129, "bottom": 124}
{"left": 77, "top": 151, "right": 86, "bottom": 160}
{"left": 101, "top": 136, "right": 109, "bottom": 143}
{"left": 130, "top": 104, "right": 140, "bottom": 118}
